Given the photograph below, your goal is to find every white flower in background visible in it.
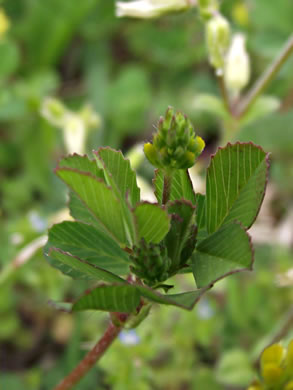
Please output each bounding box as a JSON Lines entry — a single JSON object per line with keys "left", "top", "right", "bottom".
{"left": 41, "top": 98, "right": 101, "bottom": 154}
{"left": 62, "top": 113, "right": 86, "bottom": 154}
{"left": 41, "top": 97, "right": 67, "bottom": 128}
{"left": 116, "top": 0, "right": 192, "bottom": 19}
{"left": 224, "top": 33, "right": 250, "bottom": 94}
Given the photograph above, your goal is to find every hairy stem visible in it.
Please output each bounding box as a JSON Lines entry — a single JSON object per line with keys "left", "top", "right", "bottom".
{"left": 162, "top": 171, "right": 173, "bottom": 205}
{"left": 236, "top": 33, "right": 293, "bottom": 118}
{"left": 53, "top": 320, "right": 123, "bottom": 390}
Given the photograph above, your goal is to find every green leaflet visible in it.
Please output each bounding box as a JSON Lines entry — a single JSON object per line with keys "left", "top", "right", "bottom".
{"left": 134, "top": 202, "right": 170, "bottom": 243}
{"left": 69, "top": 192, "right": 101, "bottom": 228}
{"left": 73, "top": 285, "right": 141, "bottom": 313}
{"left": 72, "top": 282, "right": 206, "bottom": 313}
{"left": 192, "top": 223, "right": 253, "bottom": 288}
{"left": 136, "top": 285, "right": 206, "bottom": 310}
{"left": 48, "top": 249, "right": 126, "bottom": 283}
{"left": 206, "top": 143, "right": 269, "bottom": 233}
{"left": 94, "top": 147, "right": 140, "bottom": 207}
{"left": 195, "top": 193, "right": 206, "bottom": 231}
{"left": 55, "top": 168, "right": 128, "bottom": 245}
{"left": 154, "top": 169, "right": 196, "bottom": 204}
{"left": 57, "top": 155, "right": 108, "bottom": 230}
{"left": 57, "top": 154, "right": 104, "bottom": 179}
{"left": 94, "top": 147, "right": 139, "bottom": 245}
{"left": 46, "top": 221, "right": 130, "bottom": 275}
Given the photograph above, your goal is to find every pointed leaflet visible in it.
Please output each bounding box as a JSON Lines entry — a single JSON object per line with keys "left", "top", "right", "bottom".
{"left": 165, "top": 200, "right": 197, "bottom": 270}
{"left": 134, "top": 202, "right": 170, "bottom": 243}
{"left": 46, "top": 221, "right": 130, "bottom": 275}
{"left": 55, "top": 168, "right": 128, "bottom": 245}
{"left": 191, "top": 222, "right": 254, "bottom": 288}
{"left": 206, "top": 143, "right": 269, "bottom": 233}
{"left": 48, "top": 249, "right": 126, "bottom": 283}
{"left": 154, "top": 169, "right": 196, "bottom": 204}
{"left": 58, "top": 154, "right": 104, "bottom": 179}
{"left": 94, "top": 147, "right": 140, "bottom": 207}
{"left": 73, "top": 285, "right": 141, "bottom": 313}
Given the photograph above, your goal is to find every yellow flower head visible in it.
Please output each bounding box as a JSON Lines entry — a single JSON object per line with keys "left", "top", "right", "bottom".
{"left": 0, "top": 8, "right": 10, "bottom": 38}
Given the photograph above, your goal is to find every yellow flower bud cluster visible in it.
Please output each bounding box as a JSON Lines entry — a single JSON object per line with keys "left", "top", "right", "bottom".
{"left": 144, "top": 107, "right": 205, "bottom": 170}
{"left": 247, "top": 340, "right": 293, "bottom": 390}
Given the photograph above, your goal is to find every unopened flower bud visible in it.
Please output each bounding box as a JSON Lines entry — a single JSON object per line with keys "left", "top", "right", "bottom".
{"left": 116, "top": 0, "right": 190, "bottom": 19}
{"left": 206, "top": 14, "right": 230, "bottom": 73}
{"left": 144, "top": 107, "right": 205, "bottom": 170}
{"left": 224, "top": 33, "right": 250, "bottom": 93}
{"left": 198, "top": 0, "right": 219, "bottom": 20}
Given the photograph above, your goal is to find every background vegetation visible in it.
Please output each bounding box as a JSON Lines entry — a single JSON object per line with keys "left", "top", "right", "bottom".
{"left": 0, "top": 0, "right": 292, "bottom": 389}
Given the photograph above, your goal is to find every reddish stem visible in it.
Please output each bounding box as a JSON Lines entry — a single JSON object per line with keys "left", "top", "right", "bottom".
{"left": 53, "top": 320, "right": 123, "bottom": 390}
{"left": 162, "top": 171, "right": 172, "bottom": 205}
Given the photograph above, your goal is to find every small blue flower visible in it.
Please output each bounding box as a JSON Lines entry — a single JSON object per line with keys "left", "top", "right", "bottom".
{"left": 119, "top": 330, "right": 140, "bottom": 346}
{"left": 29, "top": 211, "right": 47, "bottom": 232}
{"left": 197, "top": 298, "right": 214, "bottom": 319}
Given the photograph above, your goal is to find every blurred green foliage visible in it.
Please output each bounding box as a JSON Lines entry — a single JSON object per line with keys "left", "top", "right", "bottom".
{"left": 0, "top": 0, "right": 292, "bottom": 389}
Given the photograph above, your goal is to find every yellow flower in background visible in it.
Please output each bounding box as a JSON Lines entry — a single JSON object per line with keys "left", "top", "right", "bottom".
{"left": 0, "top": 8, "right": 10, "bottom": 38}
{"left": 247, "top": 340, "right": 293, "bottom": 390}
{"left": 232, "top": 2, "right": 249, "bottom": 27}
{"left": 261, "top": 343, "right": 285, "bottom": 386}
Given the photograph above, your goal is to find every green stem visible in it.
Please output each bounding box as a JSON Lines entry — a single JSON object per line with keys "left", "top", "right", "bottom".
{"left": 162, "top": 170, "right": 173, "bottom": 205}
{"left": 217, "top": 74, "right": 232, "bottom": 115}
{"left": 236, "top": 33, "right": 293, "bottom": 118}
{"left": 53, "top": 318, "right": 125, "bottom": 390}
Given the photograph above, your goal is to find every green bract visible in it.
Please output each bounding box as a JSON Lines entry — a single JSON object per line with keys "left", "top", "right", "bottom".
{"left": 130, "top": 238, "right": 172, "bottom": 286}
{"left": 144, "top": 107, "right": 205, "bottom": 170}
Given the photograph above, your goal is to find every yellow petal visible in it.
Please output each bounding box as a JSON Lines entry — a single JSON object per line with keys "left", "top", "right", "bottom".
{"left": 261, "top": 343, "right": 284, "bottom": 367}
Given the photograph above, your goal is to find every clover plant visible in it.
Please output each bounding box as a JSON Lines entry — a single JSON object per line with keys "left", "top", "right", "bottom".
{"left": 45, "top": 107, "right": 269, "bottom": 390}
